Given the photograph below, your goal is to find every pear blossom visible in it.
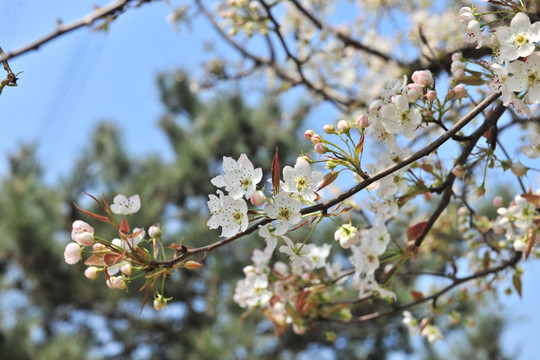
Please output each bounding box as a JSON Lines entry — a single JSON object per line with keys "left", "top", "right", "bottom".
{"left": 84, "top": 266, "right": 99, "bottom": 280}
{"left": 282, "top": 157, "right": 323, "bottom": 202}
{"left": 64, "top": 243, "right": 82, "bottom": 264}
{"left": 306, "top": 243, "right": 331, "bottom": 269}
{"left": 71, "top": 220, "right": 95, "bottom": 246}
{"left": 259, "top": 225, "right": 279, "bottom": 253}
{"left": 264, "top": 192, "right": 302, "bottom": 236}
{"left": 421, "top": 325, "right": 444, "bottom": 345}
{"left": 509, "top": 98, "right": 531, "bottom": 118}
{"left": 488, "top": 62, "right": 512, "bottom": 105}
{"left": 402, "top": 311, "right": 419, "bottom": 336}
{"left": 279, "top": 236, "right": 312, "bottom": 271}
{"left": 213, "top": 195, "right": 249, "bottom": 238}
{"left": 207, "top": 190, "right": 226, "bottom": 230}
{"left": 506, "top": 52, "right": 540, "bottom": 104}
{"left": 233, "top": 273, "right": 272, "bottom": 308}
{"left": 380, "top": 95, "right": 422, "bottom": 140}
{"left": 496, "top": 13, "right": 540, "bottom": 62}
{"left": 334, "top": 223, "right": 360, "bottom": 249}
{"left": 110, "top": 194, "right": 141, "bottom": 215}
{"left": 211, "top": 154, "right": 263, "bottom": 200}
{"left": 107, "top": 276, "right": 126, "bottom": 290}
{"left": 520, "top": 132, "right": 540, "bottom": 159}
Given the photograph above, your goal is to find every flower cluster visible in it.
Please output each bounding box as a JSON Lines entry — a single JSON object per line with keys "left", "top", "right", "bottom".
{"left": 458, "top": 8, "right": 540, "bottom": 116}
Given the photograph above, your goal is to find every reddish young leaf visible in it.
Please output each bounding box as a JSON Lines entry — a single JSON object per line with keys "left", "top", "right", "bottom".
{"left": 271, "top": 147, "right": 280, "bottom": 195}
{"left": 74, "top": 203, "right": 111, "bottom": 223}
{"left": 104, "top": 252, "right": 126, "bottom": 267}
{"left": 355, "top": 133, "right": 365, "bottom": 162}
{"left": 84, "top": 254, "right": 106, "bottom": 266}
{"left": 406, "top": 221, "right": 428, "bottom": 242}
{"left": 120, "top": 218, "right": 130, "bottom": 234}
{"left": 521, "top": 190, "right": 540, "bottom": 207}
{"left": 317, "top": 171, "right": 339, "bottom": 192}
{"left": 410, "top": 290, "right": 424, "bottom": 301}
{"left": 525, "top": 227, "right": 535, "bottom": 260}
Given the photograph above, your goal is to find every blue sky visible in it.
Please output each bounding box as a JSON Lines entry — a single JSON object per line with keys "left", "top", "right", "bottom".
{"left": 1, "top": 0, "right": 539, "bottom": 358}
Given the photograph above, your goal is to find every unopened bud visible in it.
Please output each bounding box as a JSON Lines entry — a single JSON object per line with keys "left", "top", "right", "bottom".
{"left": 311, "top": 133, "right": 322, "bottom": 144}
{"left": 452, "top": 165, "right": 466, "bottom": 176}
{"left": 184, "top": 261, "right": 203, "bottom": 270}
{"left": 84, "top": 266, "right": 99, "bottom": 280}
{"left": 304, "top": 129, "right": 314, "bottom": 140}
{"left": 453, "top": 84, "right": 467, "bottom": 99}
{"left": 250, "top": 190, "right": 266, "bottom": 206}
{"left": 356, "top": 114, "right": 369, "bottom": 128}
{"left": 492, "top": 195, "right": 503, "bottom": 207}
{"left": 314, "top": 142, "right": 328, "bottom": 154}
{"left": 74, "top": 232, "right": 95, "bottom": 247}
{"left": 411, "top": 70, "right": 433, "bottom": 87}
{"left": 323, "top": 124, "right": 335, "bottom": 134}
{"left": 149, "top": 223, "right": 162, "bottom": 239}
{"left": 64, "top": 243, "right": 82, "bottom": 265}
{"left": 426, "top": 90, "right": 437, "bottom": 102}
{"left": 337, "top": 120, "right": 350, "bottom": 134}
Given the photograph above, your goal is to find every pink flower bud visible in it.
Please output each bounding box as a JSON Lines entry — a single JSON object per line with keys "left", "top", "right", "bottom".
{"left": 311, "top": 133, "right": 322, "bottom": 144}
{"left": 304, "top": 129, "right": 314, "bottom": 140}
{"left": 457, "top": 206, "right": 468, "bottom": 216}
{"left": 93, "top": 243, "right": 105, "bottom": 251}
{"left": 426, "top": 90, "right": 437, "bottom": 102}
{"left": 64, "top": 243, "right": 82, "bottom": 265}
{"left": 356, "top": 114, "right": 369, "bottom": 128}
{"left": 453, "top": 68, "right": 465, "bottom": 80}
{"left": 411, "top": 70, "right": 433, "bottom": 87}
{"left": 107, "top": 276, "right": 126, "bottom": 289}
{"left": 84, "top": 266, "right": 99, "bottom": 280}
{"left": 492, "top": 196, "right": 503, "bottom": 207}
{"left": 453, "top": 85, "right": 467, "bottom": 99}
{"left": 250, "top": 190, "right": 266, "bottom": 206}
{"left": 74, "top": 232, "right": 95, "bottom": 247}
{"left": 314, "top": 142, "right": 327, "bottom": 154}
{"left": 451, "top": 52, "right": 462, "bottom": 62}
{"left": 323, "top": 124, "right": 335, "bottom": 134}
{"left": 337, "top": 120, "right": 350, "bottom": 134}
{"left": 404, "top": 83, "right": 424, "bottom": 101}
{"left": 511, "top": 162, "right": 527, "bottom": 177}
{"left": 149, "top": 223, "right": 162, "bottom": 239}
{"left": 121, "top": 263, "right": 132, "bottom": 276}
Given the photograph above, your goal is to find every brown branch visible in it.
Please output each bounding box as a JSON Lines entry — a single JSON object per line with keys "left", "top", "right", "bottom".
{"left": 317, "top": 251, "right": 521, "bottom": 324}
{"left": 0, "top": 0, "right": 139, "bottom": 64}
{"left": 154, "top": 92, "right": 501, "bottom": 267}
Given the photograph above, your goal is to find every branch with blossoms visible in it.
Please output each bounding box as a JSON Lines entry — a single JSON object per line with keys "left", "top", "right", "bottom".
{"left": 63, "top": 1, "right": 540, "bottom": 344}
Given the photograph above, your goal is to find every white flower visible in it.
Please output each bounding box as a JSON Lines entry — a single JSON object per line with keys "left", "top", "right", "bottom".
{"left": 71, "top": 220, "right": 95, "bottom": 246}
{"left": 279, "top": 236, "right": 312, "bottom": 271}
{"left": 264, "top": 192, "right": 302, "bottom": 236}
{"left": 282, "top": 157, "right": 323, "bottom": 202}
{"left": 259, "top": 225, "right": 278, "bottom": 253}
{"left": 306, "top": 244, "right": 331, "bottom": 269}
{"left": 421, "top": 325, "right": 444, "bottom": 345}
{"left": 64, "top": 243, "right": 82, "bottom": 264}
{"left": 380, "top": 95, "right": 422, "bottom": 140}
{"left": 496, "top": 13, "right": 540, "bottom": 62}
{"left": 520, "top": 132, "right": 540, "bottom": 159}
{"left": 211, "top": 154, "right": 263, "bottom": 200}
{"left": 402, "top": 311, "right": 419, "bottom": 336}
{"left": 207, "top": 190, "right": 225, "bottom": 230}
{"left": 488, "top": 62, "right": 512, "bottom": 105}
{"left": 233, "top": 273, "right": 272, "bottom": 308}
{"left": 506, "top": 52, "right": 540, "bottom": 104}
{"left": 110, "top": 194, "right": 141, "bottom": 215}
{"left": 334, "top": 223, "right": 360, "bottom": 249}
{"left": 215, "top": 195, "right": 249, "bottom": 238}
{"left": 509, "top": 98, "right": 531, "bottom": 118}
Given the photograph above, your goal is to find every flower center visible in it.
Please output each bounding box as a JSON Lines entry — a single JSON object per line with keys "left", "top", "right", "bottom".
{"left": 278, "top": 208, "right": 291, "bottom": 220}
{"left": 514, "top": 33, "right": 528, "bottom": 47}
{"left": 399, "top": 112, "right": 409, "bottom": 123}
{"left": 296, "top": 176, "right": 308, "bottom": 190}
{"left": 241, "top": 178, "right": 252, "bottom": 190}
{"left": 233, "top": 211, "right": 243, "bottom": 224}
{"left": 527, "top": 70, "right": 538, "bottom": 87}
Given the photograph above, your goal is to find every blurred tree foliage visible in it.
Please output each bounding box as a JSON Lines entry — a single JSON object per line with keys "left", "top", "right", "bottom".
{"left": 0, "top": 72, "right": 513, "bottom": 359}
